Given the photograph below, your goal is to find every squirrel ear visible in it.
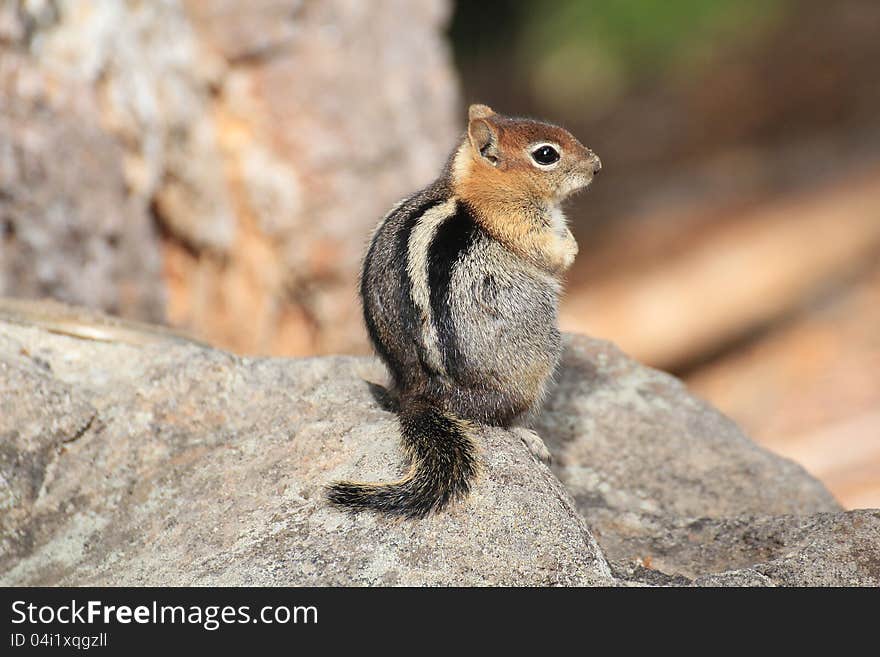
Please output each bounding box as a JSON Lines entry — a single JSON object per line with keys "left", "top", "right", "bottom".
{"left": 468, "top": 104, "right": 495, "bottom": 121}
{"left": 468, "top": 114, "right": 499, "bottom": 164}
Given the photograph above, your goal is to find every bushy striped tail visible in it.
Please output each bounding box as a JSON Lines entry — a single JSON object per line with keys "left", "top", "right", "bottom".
{"left": 327, "top": 398, "right": 479, "bottom": 518}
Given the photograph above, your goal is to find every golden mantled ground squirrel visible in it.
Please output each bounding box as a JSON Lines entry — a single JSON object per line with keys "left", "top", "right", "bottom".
{"left": 327, "top": 104, "right": 601, "bottom": 517}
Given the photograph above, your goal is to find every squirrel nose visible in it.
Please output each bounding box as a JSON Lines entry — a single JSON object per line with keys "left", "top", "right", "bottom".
{"left": 588, "top": 152, "right": 602, "bottom": 174}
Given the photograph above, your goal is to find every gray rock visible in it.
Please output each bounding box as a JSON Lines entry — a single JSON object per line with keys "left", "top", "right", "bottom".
{"left": 1, "top": 302, "right": 876, "bottom": 586}
{"left": 602, "top": 510, "right": 880, "bottom": 586}
{"left": 0, "top": 355, "right": 97, "bottom": 565}
{"left": 0, "top": 306, "right": 612, "bottom": 586}
{"left": 692, "top": 569, "right": 775, "bottom": 587}
{"left": 692, "top": 511, "right": 880, "bottom": 587}
{"left": 536, "top": 335, "right": 841, "bottom": 575}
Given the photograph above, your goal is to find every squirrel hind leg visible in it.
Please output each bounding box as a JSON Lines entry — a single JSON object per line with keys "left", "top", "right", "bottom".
{"left": 364, "top": 380, "right": 399, "bottom": 412}
{"left": 326, "top": 400, "right": 478, "bottom": 518}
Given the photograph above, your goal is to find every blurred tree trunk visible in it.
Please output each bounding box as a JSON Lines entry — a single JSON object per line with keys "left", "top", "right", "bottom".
{"left": 0, "top": 0, "right": 459, "bottom": 355}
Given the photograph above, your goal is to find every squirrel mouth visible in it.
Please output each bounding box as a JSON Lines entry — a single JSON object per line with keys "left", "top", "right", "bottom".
{"left": 557, "top": 172, "right": 594, "bottom": 201}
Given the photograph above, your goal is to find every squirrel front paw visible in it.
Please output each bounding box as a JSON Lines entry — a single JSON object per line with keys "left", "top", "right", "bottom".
{"left": 511, "top": 427, "right": 552, "bottom": 465}
{"left": 557, "top": 227, "right": 578, "bottom": 271}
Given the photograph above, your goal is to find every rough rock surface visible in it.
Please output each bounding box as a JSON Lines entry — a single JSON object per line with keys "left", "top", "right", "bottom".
{"left": 1, "top": 302, "right": 877, "bottom": 586}
{"left": 0, "top": 0, "right": 458, "bottom": 354}
{"left": 691, "top": 510, "right": 880, "bottom": 586}
{"left": 536, "top": 336, "right": 842, "bottom": 578}
{"left": 0, "top": 302, "right": 610, "bottom": 586}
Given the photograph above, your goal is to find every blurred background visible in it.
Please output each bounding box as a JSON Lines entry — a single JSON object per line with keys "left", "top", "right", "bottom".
{"left": 1, "top": 0, "right": 878, "bottom": 508}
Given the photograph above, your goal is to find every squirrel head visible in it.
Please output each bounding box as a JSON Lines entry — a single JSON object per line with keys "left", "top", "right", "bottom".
{"left": 453, "top": 104, "right": 601, "bottom": 210}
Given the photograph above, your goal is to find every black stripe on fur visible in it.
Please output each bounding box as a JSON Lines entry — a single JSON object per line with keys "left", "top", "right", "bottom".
{"left": 427, "top": 201, "right": 479, "bottom": 377}
{"left": 360, "top": 195, "right": 443, "bottom": 384}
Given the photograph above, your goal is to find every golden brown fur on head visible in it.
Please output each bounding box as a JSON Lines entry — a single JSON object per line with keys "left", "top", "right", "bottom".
{"left": 451, "top": 104, "right": 600, "bottom": 274}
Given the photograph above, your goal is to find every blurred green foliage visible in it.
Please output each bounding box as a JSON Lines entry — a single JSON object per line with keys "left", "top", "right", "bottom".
{"left": 452, "top": 0, "right": 790, "bottom": 116}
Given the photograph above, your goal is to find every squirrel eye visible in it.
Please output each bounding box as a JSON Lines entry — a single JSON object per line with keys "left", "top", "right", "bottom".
{"left": 531, "top": 145, "right": 560, "bottom": 166}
